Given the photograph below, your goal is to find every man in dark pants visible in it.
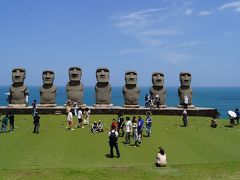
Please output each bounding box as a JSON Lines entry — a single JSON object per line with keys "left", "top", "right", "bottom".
{"left": 235, "top": 108, "right": 239, "bottom": 125}
{"left": 108, "top": 127, "right": 120, "bottom": 158}
{"left": 9, "top": 112, "right": 15, "bottom": 132}
{"left": 33, "top": 112, "right": 40, "bottom": 134}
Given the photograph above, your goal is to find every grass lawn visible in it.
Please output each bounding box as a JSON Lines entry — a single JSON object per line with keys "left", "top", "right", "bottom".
{"left": 0, "top": 114, "right": 240, "bottom": 179}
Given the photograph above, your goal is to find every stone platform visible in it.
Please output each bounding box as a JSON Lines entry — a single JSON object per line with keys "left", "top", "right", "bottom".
{"left": 0, "top": 106, "right": 218, "bottom": 118}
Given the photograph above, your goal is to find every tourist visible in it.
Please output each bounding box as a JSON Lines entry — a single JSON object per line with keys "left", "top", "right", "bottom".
{"left": 25, "top": 90, "right": 29, "bottom": 107}
{"left": 117, "top": 112, "right": 125, "bottom": 137}
{"left": 155, "top": 147, "right": 167, "bottom": 167}
{"left": 91, "top": 121, "right": 98, "bottom": 133}
{"left": 32, "top": 99, "right": 37, "bottom": 116}
{"left": 137, "top": 116, "right": 144, "bottom": 145}
{"left": 184, "top": 95, "right": 189, "bottom": 109}
{"left": 125, "top": 116, "right": 132, "bottom": 144}
{"left": 1, "top": 114, "right": 9, "bottom": 133}
{"left": 132, "top": 117, "right": 138, "bottom": 147}
{"left": 111, "top": 119, "right": 118, "bottom": 130}
{"left": 210, "top": 117, "right": 217, "bottom": 128}
{"left": 145, "top": 94, "right": 149, "bottom": 108}
{"left": 67, "top": 110, "right": 74, "bottom": 130}
{"left": 33, "top": 112, "right": 40, "bottom": 134}
{"left": 146, "top": 113, "right": 152, "bottom": 137}
{"left": 9, "top": 111, "right": 15, "bottom": 132}
{"left": 155, "top": 94, "right": 160, "bottom": 108}
{"left": 73, "top": 101, "right": 78, "bottom": 116}
{"left": 83, "top": 108, "right": 91, "bottom": 125}
{"left": 97, "top": 120, "right": 103, "bottom": 132}
{"left": 235, "top": 108, "right": 239, "bottom": 125}
{"left": 77, "top": 108, "right": 83, "bottom": 128}
{"left": 108, "top": 126, "right": 120, "bottom": 158}
{"left": 182, "top": 109, "right": 188, "bottom": 127}
{"left": 66, "top": 100, "right": 71, "bottom": 114}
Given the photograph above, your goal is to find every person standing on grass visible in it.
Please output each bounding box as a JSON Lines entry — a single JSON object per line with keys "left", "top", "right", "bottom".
{"left": 146, "top": 113, "right": 152, "bottom": 137}
{"left": 33, "top": 112, "right": 40, "bottom": 134}
{"left": 132, "top": 117, "right": 138, "bottom": 147}
{"left": 182, "top": 109, "right": 188, "bottom": 127}
{"left": 1, "top": 114, "right": 9, "bottom": 133}
{"left": 77, "top": 108, "right": 83, "bottom": 128}
{"left": 125, "top": 116, "right": 132, "bottom": 144}
{"left": 137, "top": 116, "right": 144, "bottom": 145}
{"left": 32, "top": 99, "right": 37, "bottom": 116}
{"left": 108, "top": 126, "right": 120, "bottom": 158}
{"left": 9, "top": 112, "right": 15, "bottom": 132}
{"left": 235, "top": 108, "right": 239, "bottom": 125}
{"left": 67, "top": 110, "right": 74, "bottom": 130}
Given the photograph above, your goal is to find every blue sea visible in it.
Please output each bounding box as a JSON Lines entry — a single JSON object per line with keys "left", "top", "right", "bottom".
{"left": 0, "top": 86, "right": 239, "bottom": 119}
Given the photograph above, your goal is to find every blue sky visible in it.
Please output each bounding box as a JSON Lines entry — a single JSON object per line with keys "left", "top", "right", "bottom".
{"left": 0, "top": 0, "right": 239, "bottom": 87}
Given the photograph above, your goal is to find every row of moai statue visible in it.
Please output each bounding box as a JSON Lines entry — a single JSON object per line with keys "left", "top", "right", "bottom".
{"left": 8, "top": 67, "right": 193, "bottom": 108}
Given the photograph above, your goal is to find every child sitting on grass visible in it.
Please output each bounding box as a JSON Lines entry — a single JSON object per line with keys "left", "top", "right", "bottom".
{"left": 155, "top": 147, "right": 167, "bottom": 167}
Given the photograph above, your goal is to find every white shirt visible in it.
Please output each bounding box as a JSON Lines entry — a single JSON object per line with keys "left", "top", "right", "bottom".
{"left": 184, "top": 95, "right": 189, "bottom": 104}
{"left": 77, "top": 109, "right": 82, "bottom": 119}
{"left": 126, "top": 120, "right": 132, "bottom": 132}
{"left": 108, "top": 130, "right": 119, "bottom": 138}
{"left": 67, "top": 112, "right": 73, "bottom": 122}
{"left": 156, "top": 153, "right": 167, "bottom": 165}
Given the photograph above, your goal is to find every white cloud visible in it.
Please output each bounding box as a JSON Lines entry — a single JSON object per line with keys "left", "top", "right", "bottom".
{"left": 161, "top": 52, "right": 192, "bottom": 64}
{"left": 219, "top": 1, "right": 240, "bottom": 11}
{"left": 118, "top": 48, "right": 149, "bottom": 55}
{"left": 164, "top": 41, "right": 200, "bottom": 49}
{"left": 183, "top": 8, "right": 193, "bottom": 15}
{"left": 138, "top": 29, "right": 180, "bottom": 37}
{"left": 198, "top": 10, "right": 215, "bottom": 16}
{"left": 224, "top": 31, "right": 234, "bottom": 37}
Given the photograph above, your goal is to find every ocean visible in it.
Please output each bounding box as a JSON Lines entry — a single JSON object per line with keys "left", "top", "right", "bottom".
{"left": 0, "top": 86, "right": 239, "bottom": 119}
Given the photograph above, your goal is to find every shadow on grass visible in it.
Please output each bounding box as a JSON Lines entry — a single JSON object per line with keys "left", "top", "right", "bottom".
{"left": 224, "top": 125, "right": 234, "bottom": 128}
{"left": 105, "top": 154, "right": 112, "bottom": 158}
{"left": 179, "top": 125, "right": 187, "bottom": 127}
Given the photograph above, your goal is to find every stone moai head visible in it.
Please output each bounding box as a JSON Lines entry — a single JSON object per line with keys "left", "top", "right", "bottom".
{"left": 69, "top": 67, "right": 82, "bottom": 82}
{"left": 152, "top": 72, "right": 164, "bottom": 87}
{"left": 12, "top": 68, "right": 26, "bottom": 84}
{"left": 125, "top": 71, "right": 137, "bottom": 85}
{"left": 42, "top": 70, "right": 55, "bottom": 85}
{"left": 179, "top": 72, "right": 191, "bottom": 87}
{"left": 96, "top": 67, "right": 110, "bottom": 83}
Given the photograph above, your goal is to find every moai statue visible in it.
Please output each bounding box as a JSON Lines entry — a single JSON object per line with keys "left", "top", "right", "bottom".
{"left": 94, "top": 67, "right": 112, "bottom": 107}
{"left": 66, "top": 67, "right": 84, "bottom": 106}
{"left": 9, "top": 68, "right": 29, "bottom": 106}
{"left": 39, "top": 70, "right": 57, "bottom": 106}
{"left": 178, "top": 72, "right": 194, "bottom": 108}
{"left": 122, "top": 71, "right": 140, "bottom": 108}
{"left": 149, "top": 72, "right": 167, "bottom": 108}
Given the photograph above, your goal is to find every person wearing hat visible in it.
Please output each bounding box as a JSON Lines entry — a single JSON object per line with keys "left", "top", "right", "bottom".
{"left": 91, "top": 121, "right": 98, "bottom": 133}
{"left": 33, "top": 112, "right": 40, "bottom": 134}
{"left": 97, "top": 120, "right": 103, "bottom": 132}
{"left": 155, "top": 94, "right": 160, "bottom": 108}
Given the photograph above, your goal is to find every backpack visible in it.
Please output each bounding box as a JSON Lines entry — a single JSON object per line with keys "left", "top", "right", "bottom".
{"left": 109, "top": 131, "right": 117, "bottom": 144}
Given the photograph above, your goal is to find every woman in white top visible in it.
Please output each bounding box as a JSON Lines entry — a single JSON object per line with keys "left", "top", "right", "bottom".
{"left": 155, "top": 147, "right": 167, "bottom": 167}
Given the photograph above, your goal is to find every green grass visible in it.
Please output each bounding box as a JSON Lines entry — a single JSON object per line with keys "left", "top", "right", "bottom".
{"left": 0, "top": 115, "right": 240, "bottom": 179}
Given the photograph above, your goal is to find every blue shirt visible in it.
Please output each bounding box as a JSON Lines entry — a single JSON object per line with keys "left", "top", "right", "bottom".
{"left": 138, "top": 118, "right": 144, "bottom": 130}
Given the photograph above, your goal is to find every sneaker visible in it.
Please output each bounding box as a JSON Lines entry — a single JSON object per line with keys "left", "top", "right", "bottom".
{"left": 71, "top": 129, "right": 75, "bottom": 131}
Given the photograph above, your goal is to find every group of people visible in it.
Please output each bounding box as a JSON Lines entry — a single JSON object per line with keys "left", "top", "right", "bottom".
{"left": 145, "top": 94, "right": 160, "bottom": 108}
{"left": 108, "top": 112, "right": 152, "bottom": 159}
{"left": 91, "top": 120, "right": 103, "bottom": 133}
{"left": 0, "top": 112, "right": 15, "bottom": 133}
{"left": 66, "top": 101, "right": 91, "bottom": 130}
